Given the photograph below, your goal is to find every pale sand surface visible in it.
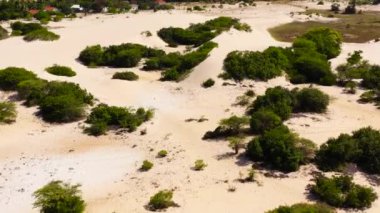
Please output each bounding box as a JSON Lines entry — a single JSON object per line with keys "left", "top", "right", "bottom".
{"left": 1, "top": 2, "right": 380, "bottom": 212}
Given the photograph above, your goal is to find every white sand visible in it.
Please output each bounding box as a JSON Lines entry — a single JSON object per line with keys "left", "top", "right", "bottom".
{"left": 1, "top": 2, "right": 380, "bottom": 212}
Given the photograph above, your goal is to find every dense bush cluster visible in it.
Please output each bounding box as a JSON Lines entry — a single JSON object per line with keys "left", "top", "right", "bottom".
{"left": 249, "top": 109, "right": 282, "bottom": 134}
{"left": 158, "top": 17, "right": 250, "bottom": 47}
{"left": 223, "top": 47, "right": 286, "bottom": 81}
{"left": 45, "top": 65, "right": 76, "bottom": 77}
{"left": 222, "top": 27, "right": 340, "bottom": 85}
{"left": 112, "top": 71, "right": 139, "bottom": 81}
{"left": 148, "top": 190, "right": 176, "bottom": 211}
{"left": 266, "top": 203, "right": 335, "bottom": 213}
{"left": 316, "top": 127, "right": 380, "bottom": 174}
{"left": 246, "top": 125, "right": 316, "bottom": 172}
{"left": 0, "top": 101, "right": 17, "bottom": 124}
{"left": 0, "top": 67, "right": 93, "bottom": 123}
{"left": 78, "top": 43, "right": 164, "bottom": 67}
{"left": 202, "top": 78, "right": 215, "bottom": 88}
{"left": 11, "top": 21, "right": 59, "bottom": 41}
{"left": 311, "top": 175, "right": 377, "bottom": 209}
{"left": 249, "top": 86, "right": 329, "bottom": 120}
{"left": 85, "top": 104, "right": 154, "bottom": 136}
{"left": 33, "top": 180, "right": 85, "bottom": 213}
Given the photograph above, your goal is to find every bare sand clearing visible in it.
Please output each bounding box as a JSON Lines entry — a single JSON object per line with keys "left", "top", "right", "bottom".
{"left": 1, "top": 2, "right": 380, "bottom": 212}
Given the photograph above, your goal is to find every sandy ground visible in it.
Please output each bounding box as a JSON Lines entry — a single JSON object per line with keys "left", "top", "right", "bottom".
{"left": 1, "top": 1, "right": 380, "bottom": 212}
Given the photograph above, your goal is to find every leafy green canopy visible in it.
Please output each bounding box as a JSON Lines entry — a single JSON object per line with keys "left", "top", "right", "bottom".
{"left": 311, "top": 175, "right": 377, "bottom": 209}
{"left": 246, "top": 125, "right": 316, "bottom": 172}
{"left": 33, "top": 180, "right": 85, "bottom": 213}
{"left": 85, "top": 104, "right": 154, "bottom": 136}
{"left": 158, "top": 17, "right": 249, "bottom": 47}
{"left": 316, "top": 127, "right": 380, "bottom": 174}
{"left": 266, "top": 202, "right": 335, "bottom": 213}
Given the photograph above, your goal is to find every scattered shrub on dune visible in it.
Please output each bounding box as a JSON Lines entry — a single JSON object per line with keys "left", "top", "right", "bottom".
{"left": 0, "top": 101, "right": 16, "bottom": 124}
{"left": 23, "top": 29, "right": 59, "bottom": 41}
{"left": 140, "top": 160, "right": 153, "bottom": 171}
{"left": 157, "top": 17, "right": 249, "bottom": 47}
{"left": 266, "top": 203, "right": 336, "bottom": 213}
{"left": 311, "top": 175, "right": 377, "bottom": 209}
{"left": 250, "top": 109, "right": 282, "bottom": 134}
{"left": 316, "top": 127, "right": 380, "bottom": 174}
{"left": 33, "top": 180, "right": 85, "bottom": 213}
{"left": 10, "top": 21, "right": 59, "bottom": 41}
{"left": 0, "top": 25, "right": 8, "bottom": 40}
{"left": 11, "top": 21, "right": 44, "bottom": 35}
{"left": 112, "top": 71, "right": 139, "bottom": 81}
{"left": 45, "top": 65, "right": 76, "bottom": 77}
{"left": 0, "top": 67, "right": 37, "bottom": 90}
{"left": 292, "top": 87, "right": 329, "bottom": 113}
{"left": 148, "top": 190, "right": 177, "bottom": 211}
{"left": 157, "top": 150, "right": 168, "bottom": 158}
{"left": 85, "top": 104, "right": 154, "bottom": 136}
{"left": 362, "top": 65, "right": 380, "bottom": 90}
{"left": 194, "top": 159, "right": 207, "bottom": 171}
{"left": 246, "top": 125, "right": 316, "bottom": 172}
{"left": 202, "top": 78, "right": 215, "bottom": 88}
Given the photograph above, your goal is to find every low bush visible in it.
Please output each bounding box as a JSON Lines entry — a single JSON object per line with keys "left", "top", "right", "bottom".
{"left": 157, "top": 17, "right": 248, "bottom": 47}
{"left": 0, "top": 101, "right": 16, "bottom": 123}
{"left": 316, "top": 127, "right": 380, "bottom": 174}
{"left": 23, "top": 29, "right": 59, "bottom": 41}
{"left": 0, "top": 67, "right": 38, "bottom": 90}
{"left": 45, "top": 65, "right": 76, "bottom": 77}
{"left": 202, "top": 78, "right": 215, "bottom": 88}
{"left": 112, "top": 71, "right": 139, "bottom": 81}
{"left": 194, "top": 159, "right": 207, "bottom": 171}
{"left": 11, "top": 21, "right": 44, "bottom": 35}
{"left": 362, "top": 65, "right": 380, "bottom": 90}
{"left": 250, "top": 109, "right": 282, "bottom": 134}
{"left": 266, "top": 203, "right": 335, "bottom": 213}
{"left": 140, "top": 160, "right": 153, "bottom": 171}
{"left": 11, "top": 21, "right": 59, "bottom": 41}
{"left": 85, "top": 104, "right": 153, "bottom": 135}
{"left": 292, "top": 88, "right": 329, "bottom": 113}
{"left": 246, "top": 125, "right": 316, "bottom": 172}
{"left": 33, "top": 180, "right": 85, "bottom": 213}
{"left": 311, "top": 175, "right": 377, "bottom": 209}
{"left": 157, "top": 150, "right": 168, "bottom": 158}
{"left": 148, "top": 190, "right": 176, "bottom": 211}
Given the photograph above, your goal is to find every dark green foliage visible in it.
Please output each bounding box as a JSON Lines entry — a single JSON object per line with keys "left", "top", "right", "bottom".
{"left": 157, "top": 17, "right": 244, "bottom": 47}
{"left": 0, "top": 101, "right": 16, "bottom": 124}
{"left": 311, "top": 175, "right": 377, "bottom": 209}
{"left": 203, "top": 115, "right": 249, "bottom": 139}
{"left": 223, "top": 49, "right": 285, "bottom": 81}
{"left": 250, "top": 109, "right": 282, "bottom": 134}
{"left": 0, "top": 67, "right": 37, "bottom": 90}
{"left": 202, "top": 78, "right": 215, "bottom": 88}
{"left": 112, "top": 71, "right": 139, "bottom": 81}
{"left": 140, "top": 160, "right": 153, "bottom": 171}
{"left": 292, "top": 88, "right": 329, "bottom": 113}
{"left": 16, "top": 79, "right": 45, "bottom": 106}
{"left": 45, "top": 65, "right": 76, "bottom": 77}
{"left": 246, "top": 125, "right": 315, "bottom": 172}
{"left": 78, "top": 43, "right": 164, "bottom": 68}
{"left": 11, "top": 22, "right": 44, "bottom": 35}
{"left": 0, "top": 25, "right": 8, "bottom": 40}
{"left": 10, "top": 22, "right": 59, "bottom": 41}
{"left": 249, "top": 86, "right": 294, "bottom": 120}
{"left": 39, "top": 95, "right": 86, "bottom": 122}
{"left": 148, "top": 190, "right": 176, "bottom": 210}
{"left": 33, "top": 180, "right": 85, "bottom": 213}
{"left": 316, "top": 127, "right": 380, "bottom": 174}
{"left": 266, "top": 203, "right": 335, "bottom": 213}
{"left": 299, "top": 27, "right": 342, "bottom": 59}
{"left": 362, "top": 65, "right": 380, "bottom": 90}
{"left": 23, "top": 29, "right": 59, "bottom": 41}
{"left": 336, "top": 50, "right": 371, "bottom": 82}
{"left": 85, "top": 104, "right": 153, "bottom": 136}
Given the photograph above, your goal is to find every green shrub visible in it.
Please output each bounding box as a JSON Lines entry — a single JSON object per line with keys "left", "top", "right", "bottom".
{"left": 140, "top": 160, "right": 153, "bottom": 171}
{"left": 223, "top": 48, "right": 285, "bottom": 81}
{"left": 85, "top": 104, "right": 153, "bottom": 135}
{"left": 148, "top": 190, "right": 176, "bottom": 210}
{"left": 299, "top": 27, "right": 342, "bottom": 59}
{"left": 0, "top": 67, "right": 37, "bottom": 90}
{"left": 45, "top": 65, "right": 76, "bottom": 77}
{"left": 292, "top": 88, "right": 329, "bottom": 113}
{"left": 33, "top": 180, "right": 85, "bottom": 213}
{"left": 246, "top": 125, "right": 315, "bottom": 172}
{"left": 0, "top": 101, "right": 16, "bottom": 123}
{"left": 250, "top": 109, "right": 282, "bottom": 134}
{"left": 157, "top": 17, "right": 242, "bottom": 47}
{"left": 194, "top": 159, "right": 207, "bottom": 171}
{"left": 311, "top": 175, "right": 377, "bottom": 209}
{"left": 157, "top": 150, "right": 168, "bottom": 158}
{"left": 233, "top": 22, "right": 252, "bottom": 32}
{"left": 78, "top": 45, "right": 104, "bottom": 66}
{"left": 112, "top": 71, "right": 139, "bottom": 81}
{"left": 39, "top": 95, "right": 85, "bottom": 122}
{"left": 10, "top": 21, "right": 59, "bottom": 41}
{"left": 202, "top": 78, "right": 215, "bottom": 88}
{"left": 362, "top": 65, "right": 380, "bottom": 90}
{"left": 266, "top": 203, "right": 335, "bottom": 213}
{"left": 11, "top": 21, "right": 44, "bottom": 35}
{"left": 316, "top": 127, "right": 380, "bottom": 174}
{"left": 23, "top": 29, "right": 59, "bottom": 41}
